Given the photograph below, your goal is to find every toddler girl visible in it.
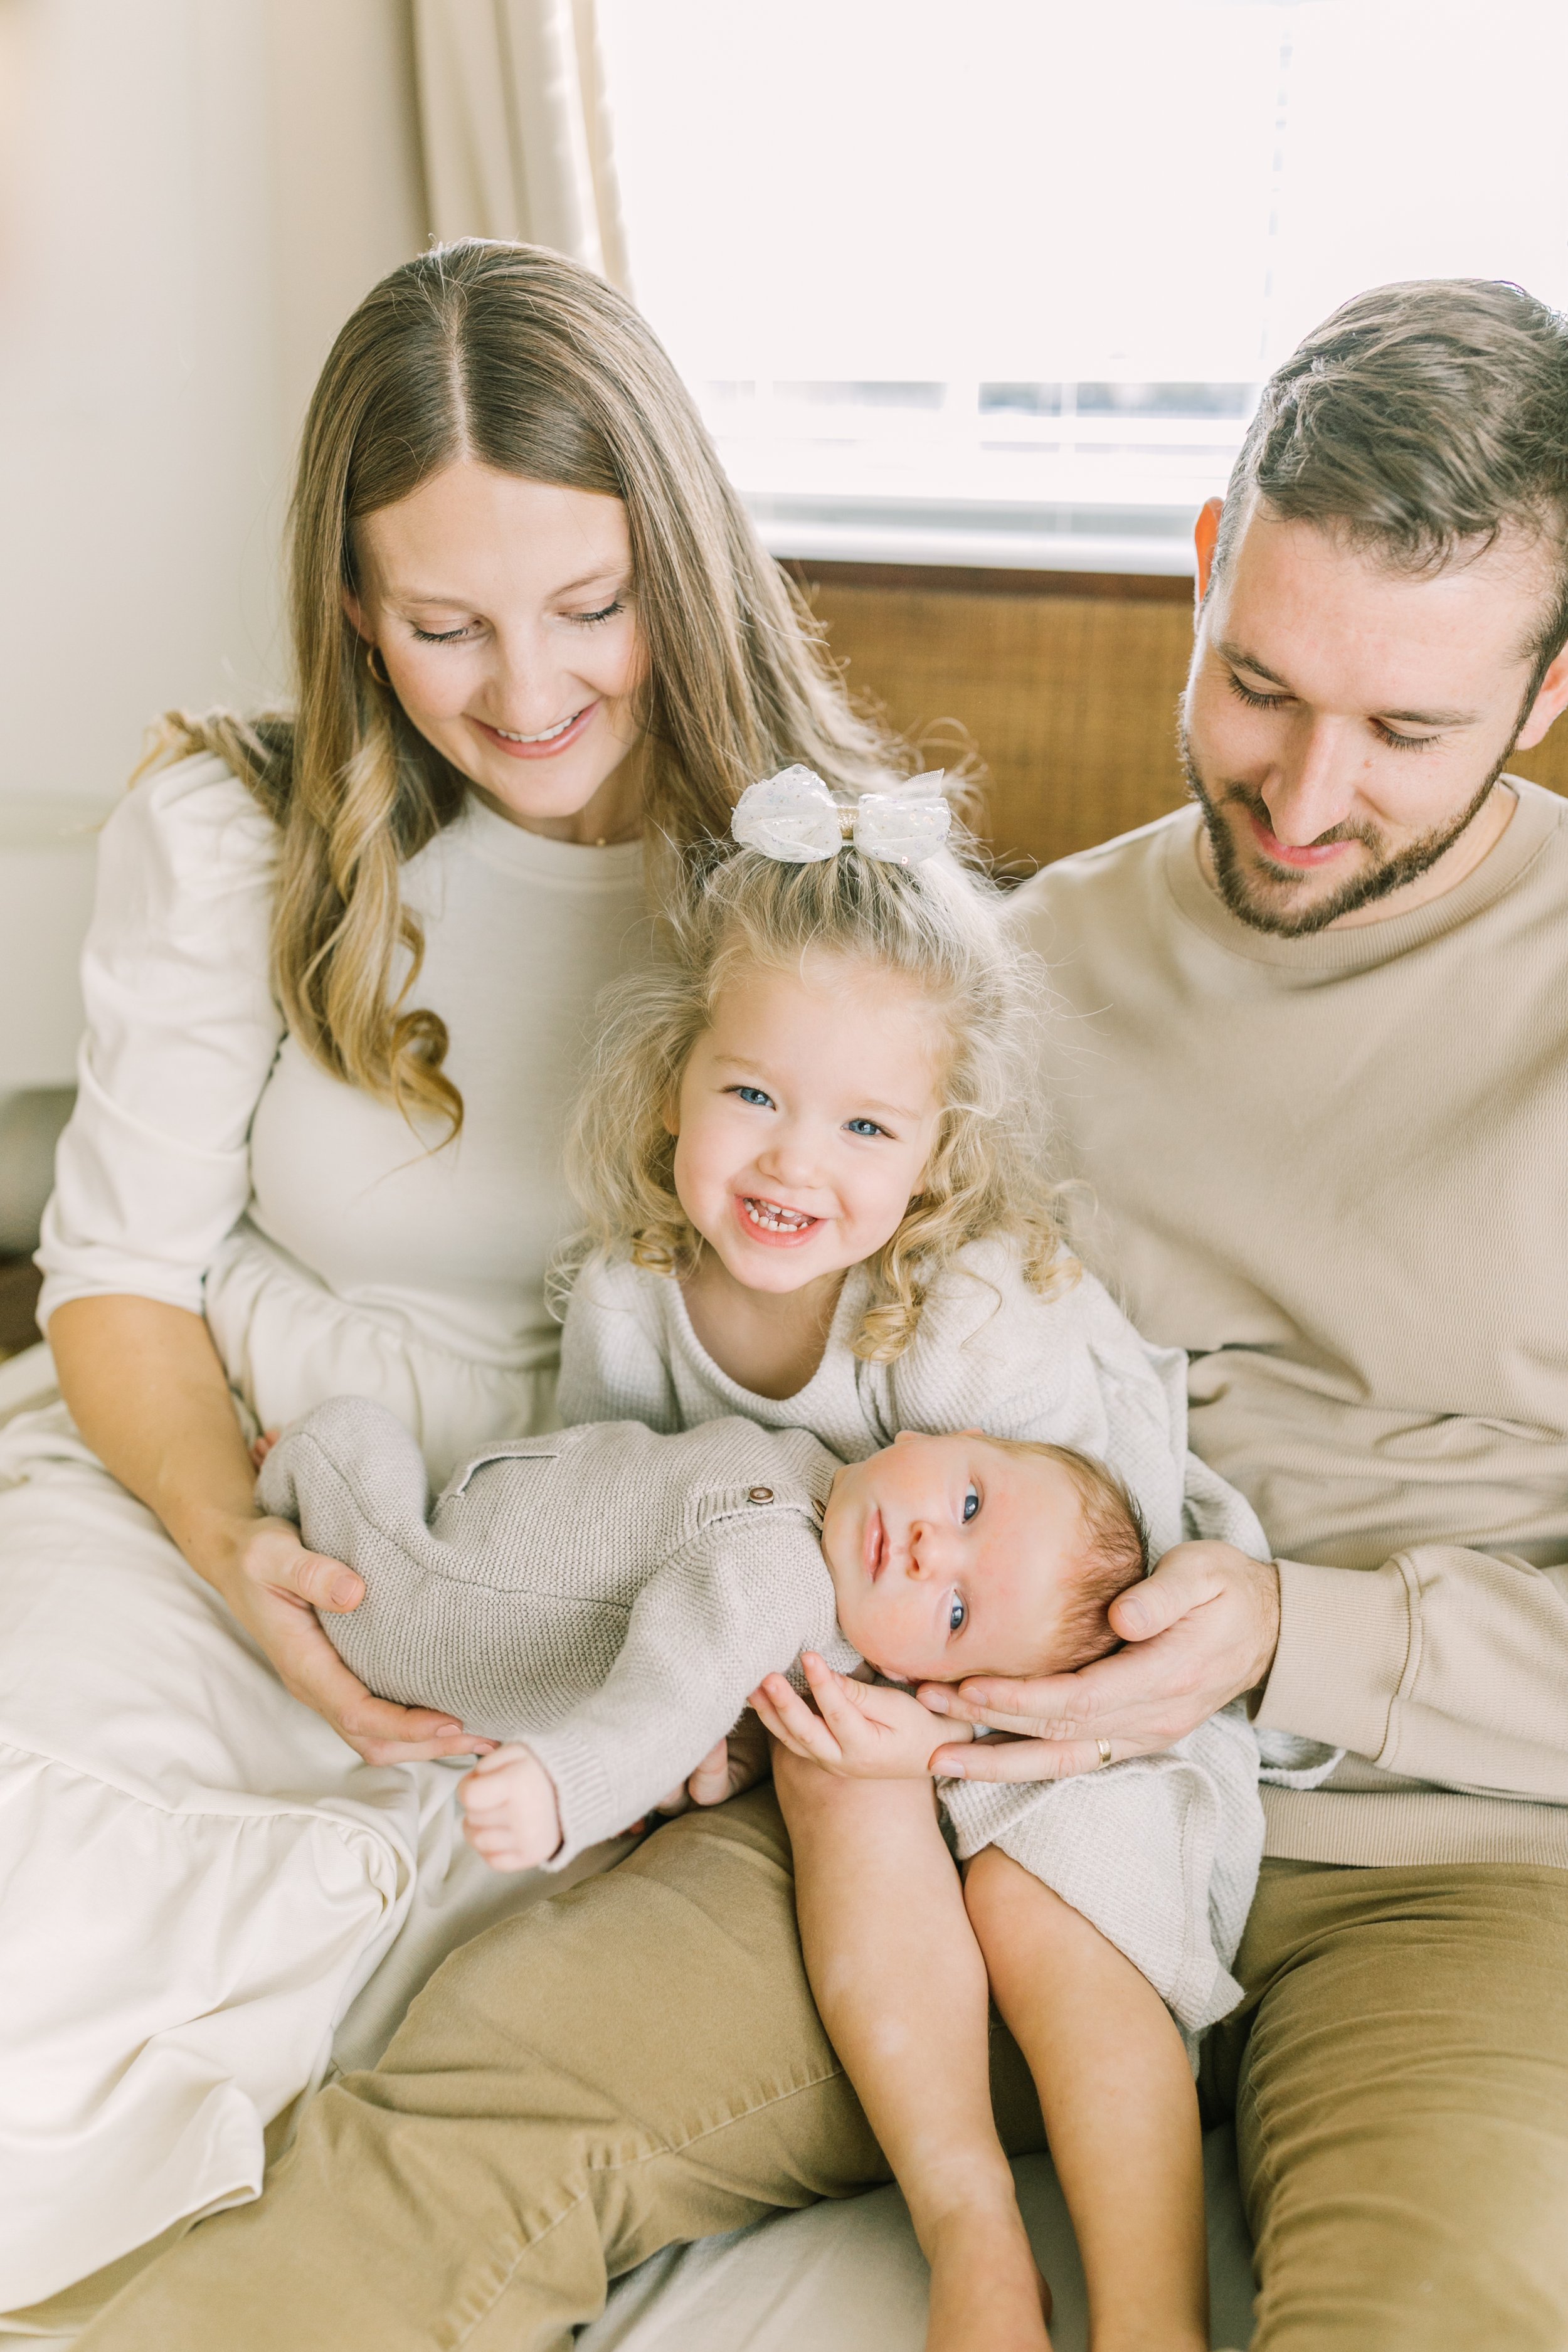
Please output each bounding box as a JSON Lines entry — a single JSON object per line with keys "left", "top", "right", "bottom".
{"left": 548, "top": 768, "right": 1279, "bottom": 2352}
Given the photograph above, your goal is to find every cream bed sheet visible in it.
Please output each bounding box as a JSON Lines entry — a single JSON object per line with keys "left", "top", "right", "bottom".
{"left": 583, "top": 2131, "right": 1254, "bottom": 2352}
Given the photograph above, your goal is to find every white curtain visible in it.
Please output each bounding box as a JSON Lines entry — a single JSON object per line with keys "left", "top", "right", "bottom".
{"left": 413, "top": 0, "right": 630, "bottom": 291}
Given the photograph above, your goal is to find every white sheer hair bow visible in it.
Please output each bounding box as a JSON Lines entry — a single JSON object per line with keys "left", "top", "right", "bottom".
{"left": 730, "top": 765, "right": 951, "bottom": 867}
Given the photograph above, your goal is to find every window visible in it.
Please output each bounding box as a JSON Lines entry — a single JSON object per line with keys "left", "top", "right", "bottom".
{"left": 600, "top": 1, "right": 1568, "bottom": 572}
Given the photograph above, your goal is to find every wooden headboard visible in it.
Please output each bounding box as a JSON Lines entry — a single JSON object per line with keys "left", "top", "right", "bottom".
{"left": 788, "top": 561, "right": 1568, "bottom": 874}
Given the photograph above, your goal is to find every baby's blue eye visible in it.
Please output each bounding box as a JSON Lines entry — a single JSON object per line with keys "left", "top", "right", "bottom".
{"left": 844, "top": 1117, "right": 886, "bottom": 1138}
{"left": 962, "top": 1485, "right": 980, "bottom": 1522}
{"left": 735, "top": 1086, "right": 773, "bottom": 1108}
{"left": 948, "top": 1594, "right": 968, "bottom": 1634}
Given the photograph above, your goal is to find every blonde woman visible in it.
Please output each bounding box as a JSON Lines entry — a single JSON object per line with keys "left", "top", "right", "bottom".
{"left": 0, "top": 240, "right": 904, "bottom": 2319}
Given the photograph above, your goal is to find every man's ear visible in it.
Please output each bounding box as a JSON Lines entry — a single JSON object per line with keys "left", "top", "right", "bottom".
{"left": 1514, "top": 640, "right": 1568, "bottom": 751}
{"left": 1193, "top": 497, "right": 1222, "bottom": 608}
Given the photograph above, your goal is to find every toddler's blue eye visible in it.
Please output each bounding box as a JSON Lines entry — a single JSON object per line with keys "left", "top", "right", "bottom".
{"left": 736, "top": 1086, "right": 772, "bottom": 1108}
{"left": 845, "top": 1117, "right": 885, "bottom": 1138}
{"left": 962, "top": 1485, "right": 980, "bottom": 1522}
{"left": 948, "top": 1594, "right": 968, "bottom": 1634}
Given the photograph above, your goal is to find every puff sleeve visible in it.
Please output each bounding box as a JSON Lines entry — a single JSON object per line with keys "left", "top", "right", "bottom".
{"left": 35, "top": 753, "right": 283, "bottom": 1325}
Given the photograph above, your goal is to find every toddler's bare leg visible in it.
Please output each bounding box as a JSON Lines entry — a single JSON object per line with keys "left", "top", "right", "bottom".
{"left": 965, "top": 1846, "right": 1208, "bottom": 2352}
{"left": 775, "top": 1747, "right": 1051, "bottom": 2352}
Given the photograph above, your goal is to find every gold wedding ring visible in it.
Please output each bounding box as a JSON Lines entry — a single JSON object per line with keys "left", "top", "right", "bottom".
{"left": 1096, "top": 1738, "right": 1113, "bottom": 1768}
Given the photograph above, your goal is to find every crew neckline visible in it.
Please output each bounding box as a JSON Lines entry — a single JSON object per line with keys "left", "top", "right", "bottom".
{"left": 667, "top": 1262, "right": 869, "bottom": 1412}
{"left": 451, "top": 791, "right": 644, "bottom": 887}
{"left": 1162, "top": 777, "right": 1562, "bottom": 972}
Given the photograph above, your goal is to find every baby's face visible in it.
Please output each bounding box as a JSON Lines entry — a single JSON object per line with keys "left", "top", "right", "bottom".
{"left": 820, "top": 1431, "right": 1093, "bottom": 1684}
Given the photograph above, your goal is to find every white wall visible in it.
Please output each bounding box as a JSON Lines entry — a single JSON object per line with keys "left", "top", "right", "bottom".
{"left": 266, "top": 0, "right": 427, "bottom": 447}
{"left": 0, "top": 0, "right": 426, "bottom": 806}
{"left": 0, "top": 0, "right": 428, "bottom": 1261}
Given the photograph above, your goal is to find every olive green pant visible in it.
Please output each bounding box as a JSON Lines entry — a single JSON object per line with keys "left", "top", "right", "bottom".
{"left": 76, "top": 1789, "right": 1568, "bottom": 2352}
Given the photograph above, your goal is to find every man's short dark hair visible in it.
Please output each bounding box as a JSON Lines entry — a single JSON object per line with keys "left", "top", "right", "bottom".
{"left": 1213, "top": 279, "right": 1568, "bottom": 696}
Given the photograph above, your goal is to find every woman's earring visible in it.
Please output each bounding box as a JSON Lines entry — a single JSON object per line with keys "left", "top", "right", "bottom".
{"left": 365, "top": 643, "right": 389, "bottom": 687}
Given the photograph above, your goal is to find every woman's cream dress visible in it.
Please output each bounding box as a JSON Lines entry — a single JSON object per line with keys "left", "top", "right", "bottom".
{"left": 0, "top": 753, "right": 645, "bottom": 2318}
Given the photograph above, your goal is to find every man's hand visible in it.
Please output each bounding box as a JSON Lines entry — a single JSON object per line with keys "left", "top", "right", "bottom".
{"left": 918, "top": 1540, "right": 1281, "bottom": 1783}
{"left": 460, "top": 1743, "right": 564, "bottom": 1872}
{"left": 750, "top": 1653, "right": 975, "bottom": 1778}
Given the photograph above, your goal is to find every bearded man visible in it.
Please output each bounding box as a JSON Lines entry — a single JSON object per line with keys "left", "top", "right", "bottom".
{"left": 948, "top": 275, "right": 1568, "bottom": 2346}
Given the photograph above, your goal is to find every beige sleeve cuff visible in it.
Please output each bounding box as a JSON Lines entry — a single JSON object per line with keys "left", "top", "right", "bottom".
{"left": 1254, "top": 1558, "right": 1412, "bottom": 1759}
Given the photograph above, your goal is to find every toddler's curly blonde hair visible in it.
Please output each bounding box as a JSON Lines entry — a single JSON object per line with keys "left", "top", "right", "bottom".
{"left": 562, "top": 836, "right": 1069, "bottom": 1362}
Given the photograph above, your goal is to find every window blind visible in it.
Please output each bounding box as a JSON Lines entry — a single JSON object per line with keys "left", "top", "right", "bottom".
{"left": 600, "top": 0, "right": 1568, "bottom": 573}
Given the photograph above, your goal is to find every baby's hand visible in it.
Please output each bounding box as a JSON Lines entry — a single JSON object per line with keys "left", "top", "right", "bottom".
{"left": 250, "top": 1428, "right": 280, "bottom": 1472}
{"left": 750, "top": 1655, "right": 975, "bottom": 1779}
{"left": 459, "top": 1744, "right": 563, "bottom": 1872}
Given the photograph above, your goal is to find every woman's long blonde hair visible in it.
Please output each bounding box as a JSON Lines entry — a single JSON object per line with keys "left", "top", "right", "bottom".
{"left": 143, "top": 241, "right": 904, "bottom": 1133}
{"left": 564, "top": 833, "right": 1067, "bottom": 1362}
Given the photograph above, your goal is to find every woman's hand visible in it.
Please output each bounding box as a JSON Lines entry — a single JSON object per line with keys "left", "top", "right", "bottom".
{"left": 50, "top": 1298, "right": 492, "bottom": 1768}
{"left": 918, "top": 1540, "right": 1281, "bottom": 1783}
{"left": 750, "top": 1653, "right": 975, "bottom": 1779}
{"left": 210, "top": 1510, "right": 495, "bottom": 1766}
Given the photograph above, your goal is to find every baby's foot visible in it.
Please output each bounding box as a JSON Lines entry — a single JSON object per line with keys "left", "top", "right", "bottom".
{"left": 923, "top": 2201, "right": 1052, "bottom": 2352}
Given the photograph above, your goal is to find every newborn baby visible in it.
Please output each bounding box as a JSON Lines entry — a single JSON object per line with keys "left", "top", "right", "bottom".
{"left": 258, "top": 1397, "right": 1148, "bottom": 1873}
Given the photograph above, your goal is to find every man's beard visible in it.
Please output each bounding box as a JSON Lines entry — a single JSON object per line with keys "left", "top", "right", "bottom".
{"left": 1178, "top": 724, "right": 1513, "bottom": 938}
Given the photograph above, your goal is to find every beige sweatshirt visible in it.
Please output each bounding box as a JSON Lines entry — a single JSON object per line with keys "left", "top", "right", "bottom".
{"left": 1012, "top": 780, "right": 1568, "bottom": 1867}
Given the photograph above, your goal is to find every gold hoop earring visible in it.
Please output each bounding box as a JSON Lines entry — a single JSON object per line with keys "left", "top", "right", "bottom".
{"left": 365, "top": 643, "right": 389, "bottom": 687}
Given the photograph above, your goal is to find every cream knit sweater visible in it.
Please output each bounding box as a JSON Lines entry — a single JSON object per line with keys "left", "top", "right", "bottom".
{"left": 258, "top": 1399, "right": 855, "bottom": 1867}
